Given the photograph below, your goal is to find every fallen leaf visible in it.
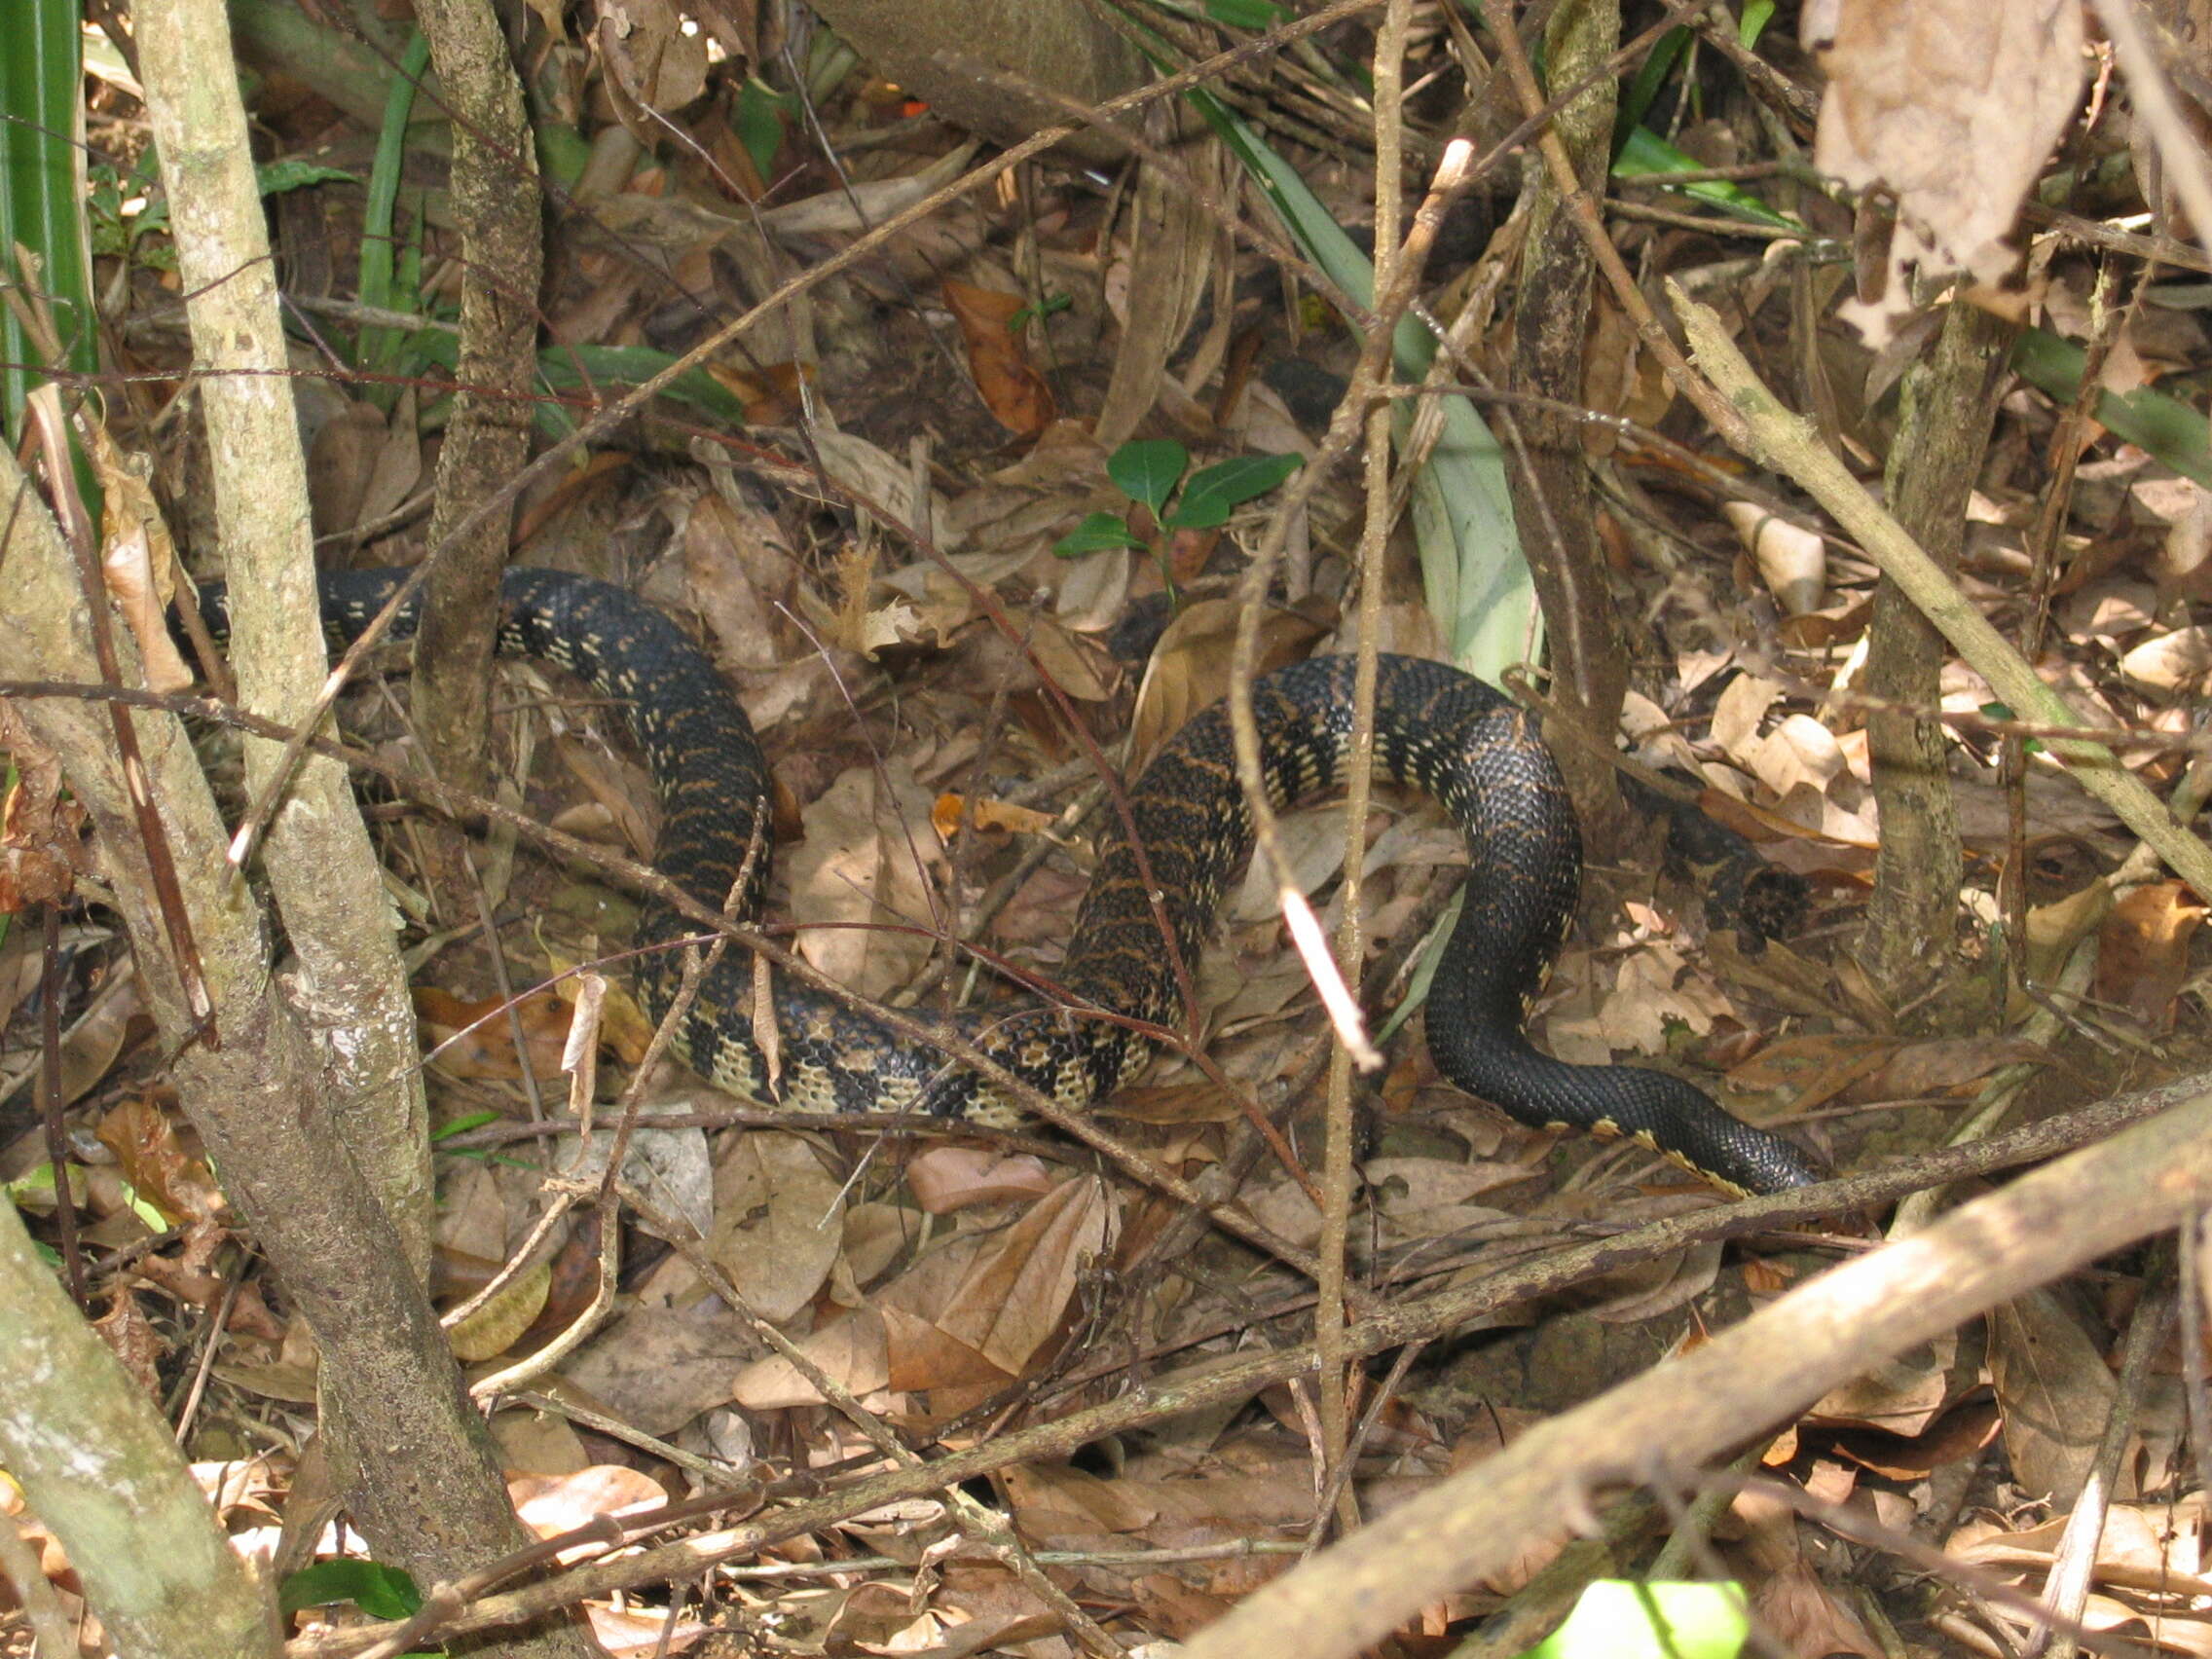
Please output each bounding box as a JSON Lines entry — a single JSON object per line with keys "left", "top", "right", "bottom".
{"left": 1811, "top": 0, "right": 2084, "bottom": 339}
{"left": 942, "top": 279, "right": 1055, "bottom": 437}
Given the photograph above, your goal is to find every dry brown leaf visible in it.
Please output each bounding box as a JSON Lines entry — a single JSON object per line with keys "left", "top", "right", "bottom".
{"left": 942, "top": 279, "right": 1055, "bottom": 437}
{"left": 2120, "top": 624, "right": 2212, "bottom": 690}
{"left": 1810, "top": 0, "right": 2084, "bottom": 338}
{"left": 91, "top": 434, "right": 193, "bottom": 695}
{"left": 903, "top": 1147, "right": 1057, "bottom": 1214}
{"left": 930, "top": 1175, "right": 1116, "bottom": 1376}
{"left": 564, "top": 1305, "right": 767, "bottom": 1435}
{"left": 1725, "top": 1033, "right": 1898, "bottom": 1115}
{"left": 413, "top": 984, "right": 573, "bottom": 1082}
{"left": 304, "top": 398, "right": 387, "bottom": 536}
{"left": 1804, "top": 1330, "right": 1963, "bottom": 1436}
{"left": 1023, "top": 613, "right": 1117, "bottom": 702}
{"left": 581, "top": 1603, "right": 709, "bottom": 1656}
{"left": 1723, "top": 501, "right": 1827, "bottom": 616}
{"left": 789, "top": 757, "right": 941, "bottom": 999}
{"left": 92, "top": 1287, "right": 166, "bottom": 1397}
{"left": 729, "top": 1305, "right": 892, "bottom": 1409}
{"left": 510, "top": 1465, "right": 670, "bottom": 1563}
{"left": 1989, "top": 1290, "right": 2118, "bottom": 1506}
{"left": 553, "top": 734, "right": 658, "bottom": 860}
{"left": 1126, "top": 596, "right": 1332, "bottom": 771}
{"left": 1751, "top": 1558, "right": 1884, "bottom": 1658}
{"left": 929, "top": 792, "right": 1058, "bottom": 840}
{"left": 0, "top": 723, "right": 83, "bottom": 910}
{"left": 1709, "top": 672, "right": 1784, "bottom": 759}
{"left": 357, "top": 385, "right": 424, "bottom": 527}
{"left": 94, "top": 1097, "right": 225, "bottom": 1227}
{"left": 1862, "top": 1035, "right": 2047, "bottom": 1099}
{"left": 446, "top": 1262, "right": 552, "bottom": 1363}
{"left": 2095, "top": 880, "right": 2208, "bottom": 1029}
{"left": 596, "top": 0, "right": 707, "bottom": 126}
{"left": 709, "top": 1130, "right": 846, "bottom": 1324}
{"left": 879, "top": 1303, "right": 1010, "bottom": 1392}
{"left": 1825, "top": 1397, "right": 2002, "bottom": 1481}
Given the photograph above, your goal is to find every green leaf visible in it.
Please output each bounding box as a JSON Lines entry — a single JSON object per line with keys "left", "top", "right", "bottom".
{"left": 114, "top": 1178, "right": 170, "bottom": 1235}
{"left": 2011, "top": 327, "right": 2212, "bottom": 490}
{"left": 256, "top": 160, "right": 356, "bottom": 198}
{"left": 1182, "top": 86, "right": 1534, "bottom": 676}
{"left": 1738, "top": 0, "right": 1775, "bottom": 45}
{"left": 1523, "top": 1580, "right": 1748, "bottom": 1659}
{"left": 357, "top": 30, "right": 431, "bottom": 387}
{"left": 1980, "top": 700, "right": 2043, "bottom": 755}
{"left": 1106, "top": 438, "right": 1188, "bottom": 516}
{"left": 0, "top": 0, "right": 94, "bottom": 441}
{"left": 1053, "top": 512, "right": 1148, "bottom": 557}
{"left": 1204, "top": 0, "right": 1287, "bottom": 24}
{"left": 1009, "top": 292, "right": 1072, "bottom": 331}
{"left": 408, "top": 333, "right": 752, "bottom": 428}
{"left": 1166, "top": 452, "right": 1302, "bottom": 529}
{"left": 1613, "top": 27, "right": 1690, "bottom": 149}
{"left": 430, "top": 1111, "right": 500, "bottom": 1142}
{"left": 734, "top": 78, "right": 788, "bottom": 180}
{"left": 280, "top": 1559, "right": 424, "bottom": 1621}
{"left": 536, "top": 124, "right": 592, "bottom": 190}
{"left": 1612, "top": 127, "right": 1798, "bottom": 230}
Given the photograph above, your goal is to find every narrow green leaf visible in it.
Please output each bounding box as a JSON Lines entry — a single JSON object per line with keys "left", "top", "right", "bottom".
{"left": 1612, "top": 127, "right": 1798, "bottom": 230}
{"left": 0, "top": 0, "right": 93, "bottom": 440}
{"left": 1107, "top": 438, "right": 1188, "bottom": 516}
{"left": 280, "top": 1559, "right": 424, "bottom": 1621}
{"left": 409, "top": 334, "right": 752, "bottom": 427}
{"left": 357, "top": 30, "right": 431, "bottom": 385}
{"left": 1186, "top": 84, "right": 1534, "bottom": 675}
{"left": 1204, "top": 0, "right": 1287, "bottom": 25}
{"left": 1613, "top": 27, "right": 1690, "bottom": 149}
{"left": 1053, "top": 513, "right": 1148, "bottom": 557}
{"left": 2012, "top": 327, "right": 2212, "bottom": 490}
{"left": 1167, "top": 452, "right": 1302, "bottom": 529}
{"left": 430, "top": 1111, "right": 500, "bottom": 1141}
{"left": 734, "top": 79, "right": 787, "bottom": 180}
{"left": 256, "top": 160, "right": 356, "bottom": 197}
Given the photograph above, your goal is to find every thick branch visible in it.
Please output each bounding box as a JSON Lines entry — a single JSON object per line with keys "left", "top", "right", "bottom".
{"left": 1173, "top": 1089, "right": 2212, "bottom": 1659}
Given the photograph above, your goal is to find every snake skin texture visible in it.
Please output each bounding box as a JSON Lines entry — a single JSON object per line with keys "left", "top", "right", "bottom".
{"left": 203, "top": 568, "right": 1822, "bottom": 1196}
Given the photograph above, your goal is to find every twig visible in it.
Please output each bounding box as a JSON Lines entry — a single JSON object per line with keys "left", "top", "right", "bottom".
{"left": 1170, "top": 1089, "right": 2212, "bottom": 1659}
{"left": 281, "top": 1077, "right": 2202, "bottom": 1654}
{"left": 1671, "top": 288, "right": 2212, "bottom": 904}
{"left": 2030, "top": 1246, "right": 2174, "bottom": 1659}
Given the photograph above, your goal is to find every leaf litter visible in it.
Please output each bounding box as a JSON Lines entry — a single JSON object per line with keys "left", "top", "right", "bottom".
{"left": 18, "top": 0, "right": 2212, "bottom": 1653}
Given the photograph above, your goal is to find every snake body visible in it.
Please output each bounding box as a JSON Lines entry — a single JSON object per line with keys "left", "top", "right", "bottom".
{"left": 227, "top": 568, "right": 1819, "bottom": 1197}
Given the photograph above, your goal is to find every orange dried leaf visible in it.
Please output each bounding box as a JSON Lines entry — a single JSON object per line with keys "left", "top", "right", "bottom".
{"left": 930, "top": 793, "right": 1058, "bottom": 839}
{"left": 942, "top": 279, "right": 1055, "bottom": 436}
{"left": 94, "top": 1097, "right": 224, "bottom": 1226}
{"left": 413, "top": 984, "right": 573, "bottom": 1081}
{"left": 2095, "top": 881, "right": 2207, "bottom": 1030}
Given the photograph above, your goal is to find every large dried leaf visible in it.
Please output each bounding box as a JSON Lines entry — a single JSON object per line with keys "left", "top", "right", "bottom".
{"left": 1989, "top": 1290, "right": 2118, "bottom": 1507}
{"left": 788, "top": 757, "right": 941, "bottom": 1000}
{"left": 708, "top": 1130, "right": 846, "bottom": 1323}
{"left": 1810, "top": 0, "right": 2084, "bottom": 336}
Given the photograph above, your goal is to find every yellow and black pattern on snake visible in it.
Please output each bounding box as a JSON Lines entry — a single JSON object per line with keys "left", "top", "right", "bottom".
{"left": 200, "top": 567, "right": 1822, "bottom": 1197}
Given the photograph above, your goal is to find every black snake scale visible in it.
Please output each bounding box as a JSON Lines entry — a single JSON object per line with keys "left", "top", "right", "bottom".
{"left": 214, "top": 568, "right": 1820, "bottom": 1197}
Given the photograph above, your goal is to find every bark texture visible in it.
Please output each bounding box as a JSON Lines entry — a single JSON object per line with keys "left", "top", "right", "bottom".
{"left": 1506, "top": 0, "right": 1628, "bottom": 836}
{"left": 1857, "top": 300, "right": 2015, "bottom": 1025}
{"left": 412, "top": 0, "right": 544, "bottom": 900}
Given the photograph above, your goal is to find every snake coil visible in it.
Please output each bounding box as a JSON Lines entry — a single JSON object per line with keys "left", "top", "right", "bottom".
{"left": 211, "top": 568, "right": 1820, "bottom": 1197}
